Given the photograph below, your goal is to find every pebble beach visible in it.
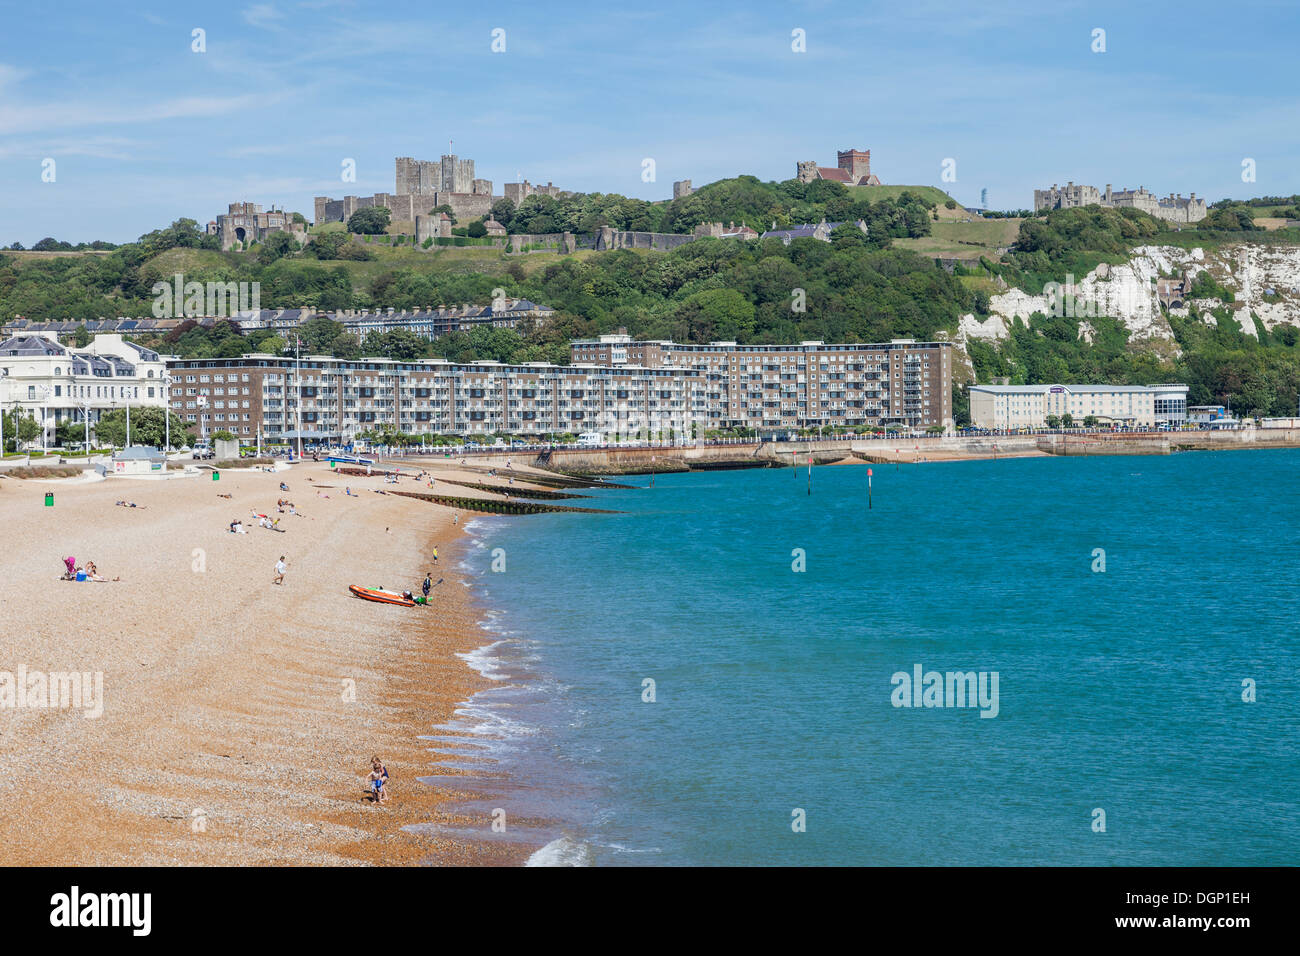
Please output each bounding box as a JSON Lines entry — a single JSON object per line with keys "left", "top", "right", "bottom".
{"left": 0, "top": 457, "right": 540, "bottom": 865}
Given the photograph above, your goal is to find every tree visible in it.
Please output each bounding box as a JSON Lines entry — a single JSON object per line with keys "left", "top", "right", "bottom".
{"left": 93, "top": 406, "right": 189, "bottom": 449}
{"left": 258, "top": 230, "right": 300, "bottom": 263}
{"left": 1045, "top": 414, "right": 1061, "bottom": 429}
{"left": 1061, "top": 413, "right": 1074, "bottom": 428}
{"left": 55, "top": 418, "right": 90, "bottom": 448}
{"left": 364, "top": 328, "right": 426, "bottom": 361}
{"left": 297, "top": 315, "right": 344, "bottom": 353}
{"left": 258, "top": 334, "right": 288, "bottom": 356}
{"left": 347, "top": 206, "right": 391, "bottom": 235}
{"left": 1083, "top": 415, "right": 1098, "bottom": 427}
{"left": 466, "top": 220, "right": 488, "bottom": 238}
{"left": 73, "top": 323, "right": 91, "bottom": 347}
{"left": 307, "top": 231, "right": 349, "bottom": 260}
{"left": 2, "top": 408, "right": 41, "bottom": 451}
{"left": 330, "top": 332, "right": 362, "bottom": 359}
{"left": 490, "top": 198, "right": 516, "bottom": 230}
{"left": 830, "top": 222, "right": 868, "bottom": 248}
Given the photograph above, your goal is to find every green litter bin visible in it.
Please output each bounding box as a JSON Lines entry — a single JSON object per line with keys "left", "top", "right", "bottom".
{"left": 44, "top": 492, "right": 53, "bottom": 507}
{"left": 212, "top": 471, "right": 220, "bottom": 481}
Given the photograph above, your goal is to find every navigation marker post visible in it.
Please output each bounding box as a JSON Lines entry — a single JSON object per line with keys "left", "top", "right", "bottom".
{"left": 868, "top": 467, "right": 873, "bottom": 509}
{"left": 807, "top": 456, "right": 812, "bottom": 496}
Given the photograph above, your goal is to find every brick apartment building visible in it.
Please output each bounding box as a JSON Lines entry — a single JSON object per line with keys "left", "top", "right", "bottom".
{"left": 165, "top": 355, "right": 698, "bottom": 442}
{"left": 569, "top": 333, "right": 953, "bottom": 430}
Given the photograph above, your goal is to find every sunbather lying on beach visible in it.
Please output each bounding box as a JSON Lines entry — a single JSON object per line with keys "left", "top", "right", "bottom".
{"left": 217, "top": 493, "right": 232, "bottom": 499}
{"left": 84, "top": 561, "right": 119, "bottom": 582}
{"left": 114, "top": 500, "right": 143, "bottom": 508}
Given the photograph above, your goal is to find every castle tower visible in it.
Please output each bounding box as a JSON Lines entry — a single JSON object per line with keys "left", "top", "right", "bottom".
{"left": 837, "top": 149, "right": 871, "bottom": 184}
{"left": 673, "top": 179, "right": 693, "bottom": 199}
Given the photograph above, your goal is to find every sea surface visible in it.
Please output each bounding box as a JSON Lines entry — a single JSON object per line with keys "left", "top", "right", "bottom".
{"left": 424, "top": 449, "right": 1300, "bottom": 865}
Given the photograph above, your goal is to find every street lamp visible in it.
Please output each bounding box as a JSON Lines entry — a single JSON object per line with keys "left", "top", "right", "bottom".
{"left": 162, "top": 374, "right": 173, "bottom": 455}
{"left": 0, "top": 372, "right": 8, "bottom": 457}
{"left": 34, "top": 384, "right": 51, "bottom": 454}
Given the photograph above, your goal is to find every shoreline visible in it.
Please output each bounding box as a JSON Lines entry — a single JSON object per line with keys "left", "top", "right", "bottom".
{"left": 0, "top": 458, "right": 554, "bottom": 865}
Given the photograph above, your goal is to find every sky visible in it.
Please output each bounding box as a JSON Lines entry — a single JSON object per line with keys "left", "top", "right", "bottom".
{"left": 1, "top": 0, "right": 1298, "bottom": 245}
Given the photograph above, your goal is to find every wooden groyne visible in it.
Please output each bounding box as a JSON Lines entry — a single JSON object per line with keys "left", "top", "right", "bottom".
{"left": 434, "top": 478, "right": 590, "bottom": 500}
{"left": 390, "top": 490, "right": 620, "bottom": 515}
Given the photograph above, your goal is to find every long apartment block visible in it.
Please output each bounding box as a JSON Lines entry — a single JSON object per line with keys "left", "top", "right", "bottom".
{"left": 164, "top": 355, "right": 698, "bottom": 440}
{"left": 570, "top": 333, "right": 953, "bottom": 429}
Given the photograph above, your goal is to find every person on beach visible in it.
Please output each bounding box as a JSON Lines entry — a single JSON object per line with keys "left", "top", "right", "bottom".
{"left": 368, "top": 756, "right": 389, "bottom": 804}
{"left": 422, "top": 572, "right": 432, "bottom": 600}
{"left": 85, "top": 561, "right": 119, "bottom": 582}
{"left": 432, "top": 545, "right": 438, "bottom": 563}
{"left": 273, "top": 556, "right": 287, "bottom": 585}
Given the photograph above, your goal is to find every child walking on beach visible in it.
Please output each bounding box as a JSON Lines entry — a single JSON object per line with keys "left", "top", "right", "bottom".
{"left": 367, "top": 756, "right": 389, "bottom": 804}
{"left": 272, "top": 555, "right": 287, "bottom": 585}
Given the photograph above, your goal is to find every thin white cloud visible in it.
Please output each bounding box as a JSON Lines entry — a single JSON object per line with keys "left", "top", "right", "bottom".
{"left": 0, "top": 136, "right": 138, "bottom": 161}
{"left": 0, "top": 91, "right": 290, "bottom": 136}
{"left": 242, "top": 4, "right": 285, "bottom": 28}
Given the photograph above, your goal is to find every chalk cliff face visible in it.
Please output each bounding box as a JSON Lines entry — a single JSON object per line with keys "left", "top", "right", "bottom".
{"left": 955, "top": 243, "right": 1300, "bottom": 355}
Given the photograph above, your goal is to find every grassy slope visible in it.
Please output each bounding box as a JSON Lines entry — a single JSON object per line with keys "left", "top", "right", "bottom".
{"left": 847, "top": 184, "right": 957, "bottom": 207}
{"left": 895, "top": 218, "right": 1021, "bottom": 260}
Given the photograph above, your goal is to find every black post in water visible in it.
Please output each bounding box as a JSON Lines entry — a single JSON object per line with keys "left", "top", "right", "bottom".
{"left": 868, "top": 467, "right": 873, "bottom": 509}
{"left": 807, "top": 456, "right": 811, "bottom": 496}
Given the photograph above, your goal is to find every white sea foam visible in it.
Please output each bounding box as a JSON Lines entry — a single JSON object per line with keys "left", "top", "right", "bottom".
{"left": 526, "top": 836, "right": 593, "bottom": 867}
{"left": 457, "top": 640, "right": 511, "bottom": 681}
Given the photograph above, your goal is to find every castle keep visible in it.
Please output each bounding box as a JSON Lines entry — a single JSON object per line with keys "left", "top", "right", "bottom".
{"left": 315, "top": 155, "right": 496, "bottom": 226}
{"left": 315, "top": 153, "right": 571, "bottom": 228}
{"left": 1034, "top": 182, "right": 1207, "bottom": 223}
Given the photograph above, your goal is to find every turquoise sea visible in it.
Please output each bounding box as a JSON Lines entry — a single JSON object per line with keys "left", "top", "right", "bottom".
{"left": 425, "top": 448, "right": 1300, "bottom": 865}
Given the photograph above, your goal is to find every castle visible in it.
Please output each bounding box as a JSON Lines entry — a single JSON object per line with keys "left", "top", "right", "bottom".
{"left": 1033, "top": 182, "right": 1207, "bottom": 224}
{"left": 206, "top": 202, "right": 307, "bottom": 251}
{"left": 315, "top": 155, "right": 494, "bottom": 225}
{"left": 315, "top": 154, "right": 568, "bottom": 227}
{"left": 503, "top": 180, "right": 565, "bottom": 205}
{"left": 796, "top": 149, "right": 882, "bottom": 186}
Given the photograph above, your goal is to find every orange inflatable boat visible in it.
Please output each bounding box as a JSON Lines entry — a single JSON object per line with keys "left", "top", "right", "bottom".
{"left": 348, "top": 585, "right": 416, "bottom": 607}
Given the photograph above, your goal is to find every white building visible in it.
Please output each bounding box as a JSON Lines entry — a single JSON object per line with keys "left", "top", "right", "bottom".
{"left": 969, "top": 383, "right": 1189, "bottom": 429}
{"left": 0, "top": 333, "right": 170, "bottom": 447}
